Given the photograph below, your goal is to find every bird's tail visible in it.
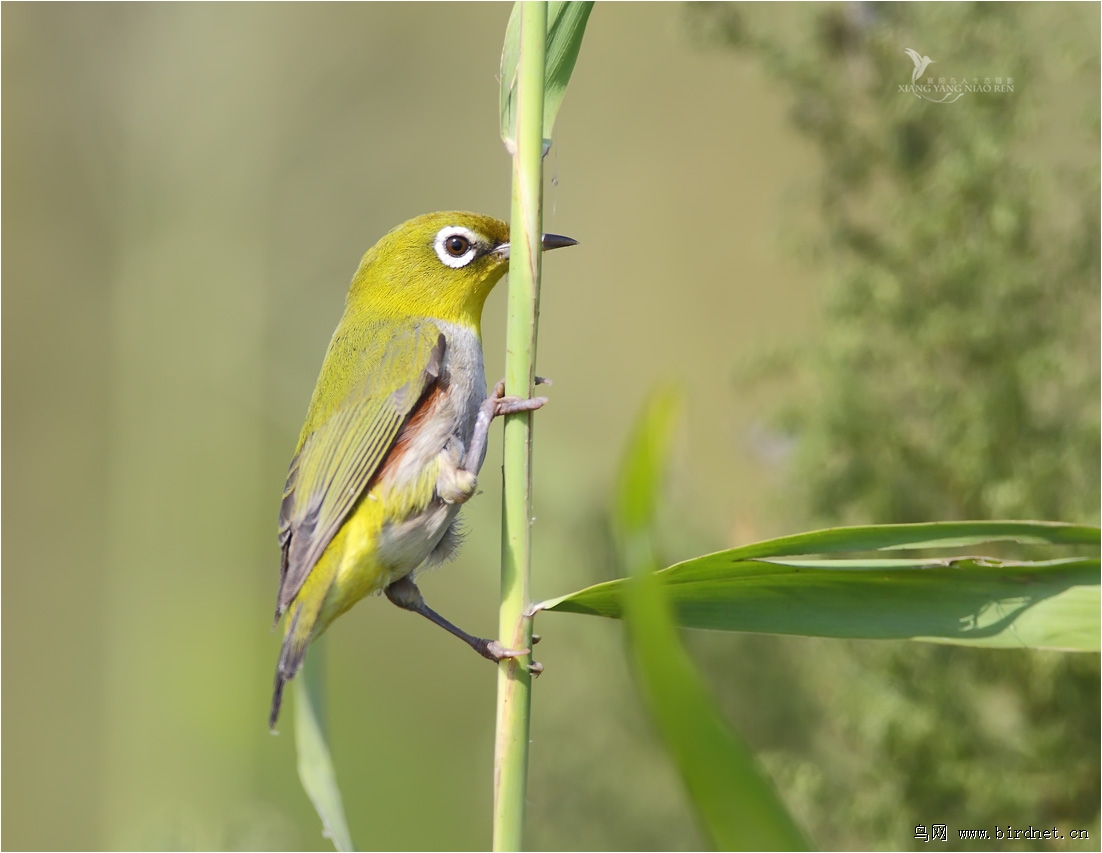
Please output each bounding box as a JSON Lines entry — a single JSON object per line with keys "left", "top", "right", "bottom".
{"left": 269, "top": 567, "right": 335, "bottom": 730}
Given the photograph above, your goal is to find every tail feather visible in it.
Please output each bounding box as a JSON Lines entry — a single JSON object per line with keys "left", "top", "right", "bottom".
{"left": 269, "top": 606, "right": 301, "bottom": 729}
{"left": 269, "top": 575, "right": 330, "bottom": 729}
{"left": 268, "top": 524, "right": 353, "bottom": 729}
{"left": 269, "top": 672, "right": 288, "bottom": 731}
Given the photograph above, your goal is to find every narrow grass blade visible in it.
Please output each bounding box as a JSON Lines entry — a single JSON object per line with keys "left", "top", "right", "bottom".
{"left": 500, "top": 1, "right": 594, "bottom": 148}
{"left": 542, "top": 2, "right": 593, "bottom": 137}
{"left": 614, "top": 383, "right": 683, "bottom": 566}
{"left": 295, "top": 652, "right": 355, "bottom": 852}
{"left": 616, "top": 388, "right": 808, "bottom": 850}
{"left": 626, "top": 569, "right": 810, "bottom": 851}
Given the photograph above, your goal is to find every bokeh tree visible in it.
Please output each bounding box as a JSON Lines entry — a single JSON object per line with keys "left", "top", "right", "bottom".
{"left": 686, "top": 3, "right": 1100, "bottom": 849}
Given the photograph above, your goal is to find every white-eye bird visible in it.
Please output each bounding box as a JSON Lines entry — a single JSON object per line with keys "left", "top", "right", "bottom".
{"left": 270, "top": 211, "right": 576, "bottom": 728}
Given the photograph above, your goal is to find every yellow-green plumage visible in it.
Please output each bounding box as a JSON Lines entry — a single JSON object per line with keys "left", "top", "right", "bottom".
{"left": 269, "top": 212, "right": 577, "bottom": 729}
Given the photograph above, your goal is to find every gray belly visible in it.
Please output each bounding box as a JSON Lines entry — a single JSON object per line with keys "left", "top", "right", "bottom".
{"left": 375, "top": 500, "right": 462, "bottom": 577}
{"left": 373, "top": 320, "right": 486, "bottom": 581}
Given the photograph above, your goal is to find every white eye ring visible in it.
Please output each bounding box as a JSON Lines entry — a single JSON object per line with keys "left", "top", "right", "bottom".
{"left": 434, "top": 226, "right": 480, "bottom": 269}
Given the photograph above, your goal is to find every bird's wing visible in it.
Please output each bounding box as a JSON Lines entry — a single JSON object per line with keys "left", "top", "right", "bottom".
{"left": 904, "top": 48, "right": 922, "bottom": 67}
{"left": 276, "top": 321, "right": 446, "bottom": 614}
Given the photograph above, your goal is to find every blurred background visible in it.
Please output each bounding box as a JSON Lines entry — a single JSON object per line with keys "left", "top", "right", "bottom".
{"left": 3, "top": 3, "right": 1098, "bottom": 850}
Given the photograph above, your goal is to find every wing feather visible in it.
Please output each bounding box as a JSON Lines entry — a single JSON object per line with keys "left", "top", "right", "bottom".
{"left": 276, "top": 321, "right": 445, "bottom": 614}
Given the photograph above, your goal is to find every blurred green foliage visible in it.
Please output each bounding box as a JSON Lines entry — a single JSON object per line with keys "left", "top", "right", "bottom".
{"left": 684, "top": 3, "right": 1100, "bottom": 850}
{"left": 693, "top": 1, "right": 1100, "bottom": 526}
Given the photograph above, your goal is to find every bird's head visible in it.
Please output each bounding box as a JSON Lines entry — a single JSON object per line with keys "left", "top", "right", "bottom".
{"left": 348, "top": 211, "right": 576, "bottom": 332}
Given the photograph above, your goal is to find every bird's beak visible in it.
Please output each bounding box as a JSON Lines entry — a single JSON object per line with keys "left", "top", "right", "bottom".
{"left": 494, "top": 233, "right": 578, "bottom": 259}
{"left": 541, "top": 233, "right": 578, "bottom": 251}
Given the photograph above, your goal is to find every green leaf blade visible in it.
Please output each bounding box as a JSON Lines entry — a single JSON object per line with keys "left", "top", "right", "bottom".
{"left": 719, "top": 520, "right": 1100, "bottom": 561}
{"left": 625, "top": 569, "right": 809, "bottom": 851}
{"left": 615, "top": 383, "right": 682, "bottom": 539}
{"left": 294, "top": 654, "right": 355, "bottom": 852}
{"left": 500, "top": 0, "right": 593, "bottom": 147}
{"left": 498, "top": 3, "right": 521, "bottom": 147}
{"left": 539, "top": 550, "right": 1101, "bottom": 651}
{"left": 615, "top": 388, "right": 808, "bottom": 850}
{"left": 542, "top": 1, "right": 593, "bottom": 138}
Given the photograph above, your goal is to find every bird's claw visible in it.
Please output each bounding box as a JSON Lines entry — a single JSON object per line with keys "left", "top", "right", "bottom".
{"left": 489, "top": 377, "right": 552, "bottom": 417}
{"left": 493, "top": 395, "right": 547, "bottom": 417}
{"left": 482, "top": 640, "right": 530, "bottom": 661}
{"left": 527, "top": 633, "right": 543, "bottom": 675}
{"left": 492, "top": 376, "right": 553, "bottom": 395}
{"left": 479, "top": 639, "right": 543, "bottom": 676}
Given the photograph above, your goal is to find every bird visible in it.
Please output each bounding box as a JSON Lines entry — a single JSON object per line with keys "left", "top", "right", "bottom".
{"left": 269, "top": 211, "right": 576, "bottom": 729}
{"left": 904, "top": 48, "right": 934, "bottom": 84}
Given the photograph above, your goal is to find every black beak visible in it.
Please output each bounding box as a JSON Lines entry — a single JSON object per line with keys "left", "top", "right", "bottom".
{"left": 541, "top": 233, "right": 578, "bottom": 251}
{"left": 495, "top": 233, "right": 578, "bottom": 259}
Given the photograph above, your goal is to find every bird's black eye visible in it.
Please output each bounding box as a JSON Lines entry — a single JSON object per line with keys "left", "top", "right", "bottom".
{"left": 445, "top": 235, "right": 471, "bottom": 257}
{"left": 434, "top": 226, "right": 481, "bottom": 268}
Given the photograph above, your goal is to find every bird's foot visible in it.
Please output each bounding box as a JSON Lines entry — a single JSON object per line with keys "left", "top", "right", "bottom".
{"left": 438, "top": 467, "right": 478, "bottom": 504}
{"left": 476, "top": 638, "right": 543, "bottom": 676}
{"left": 479, "top": 638, "right": 528, "bottom": 660}
{"left": 489, "top": 377, "right": 551, "bottom": 418}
